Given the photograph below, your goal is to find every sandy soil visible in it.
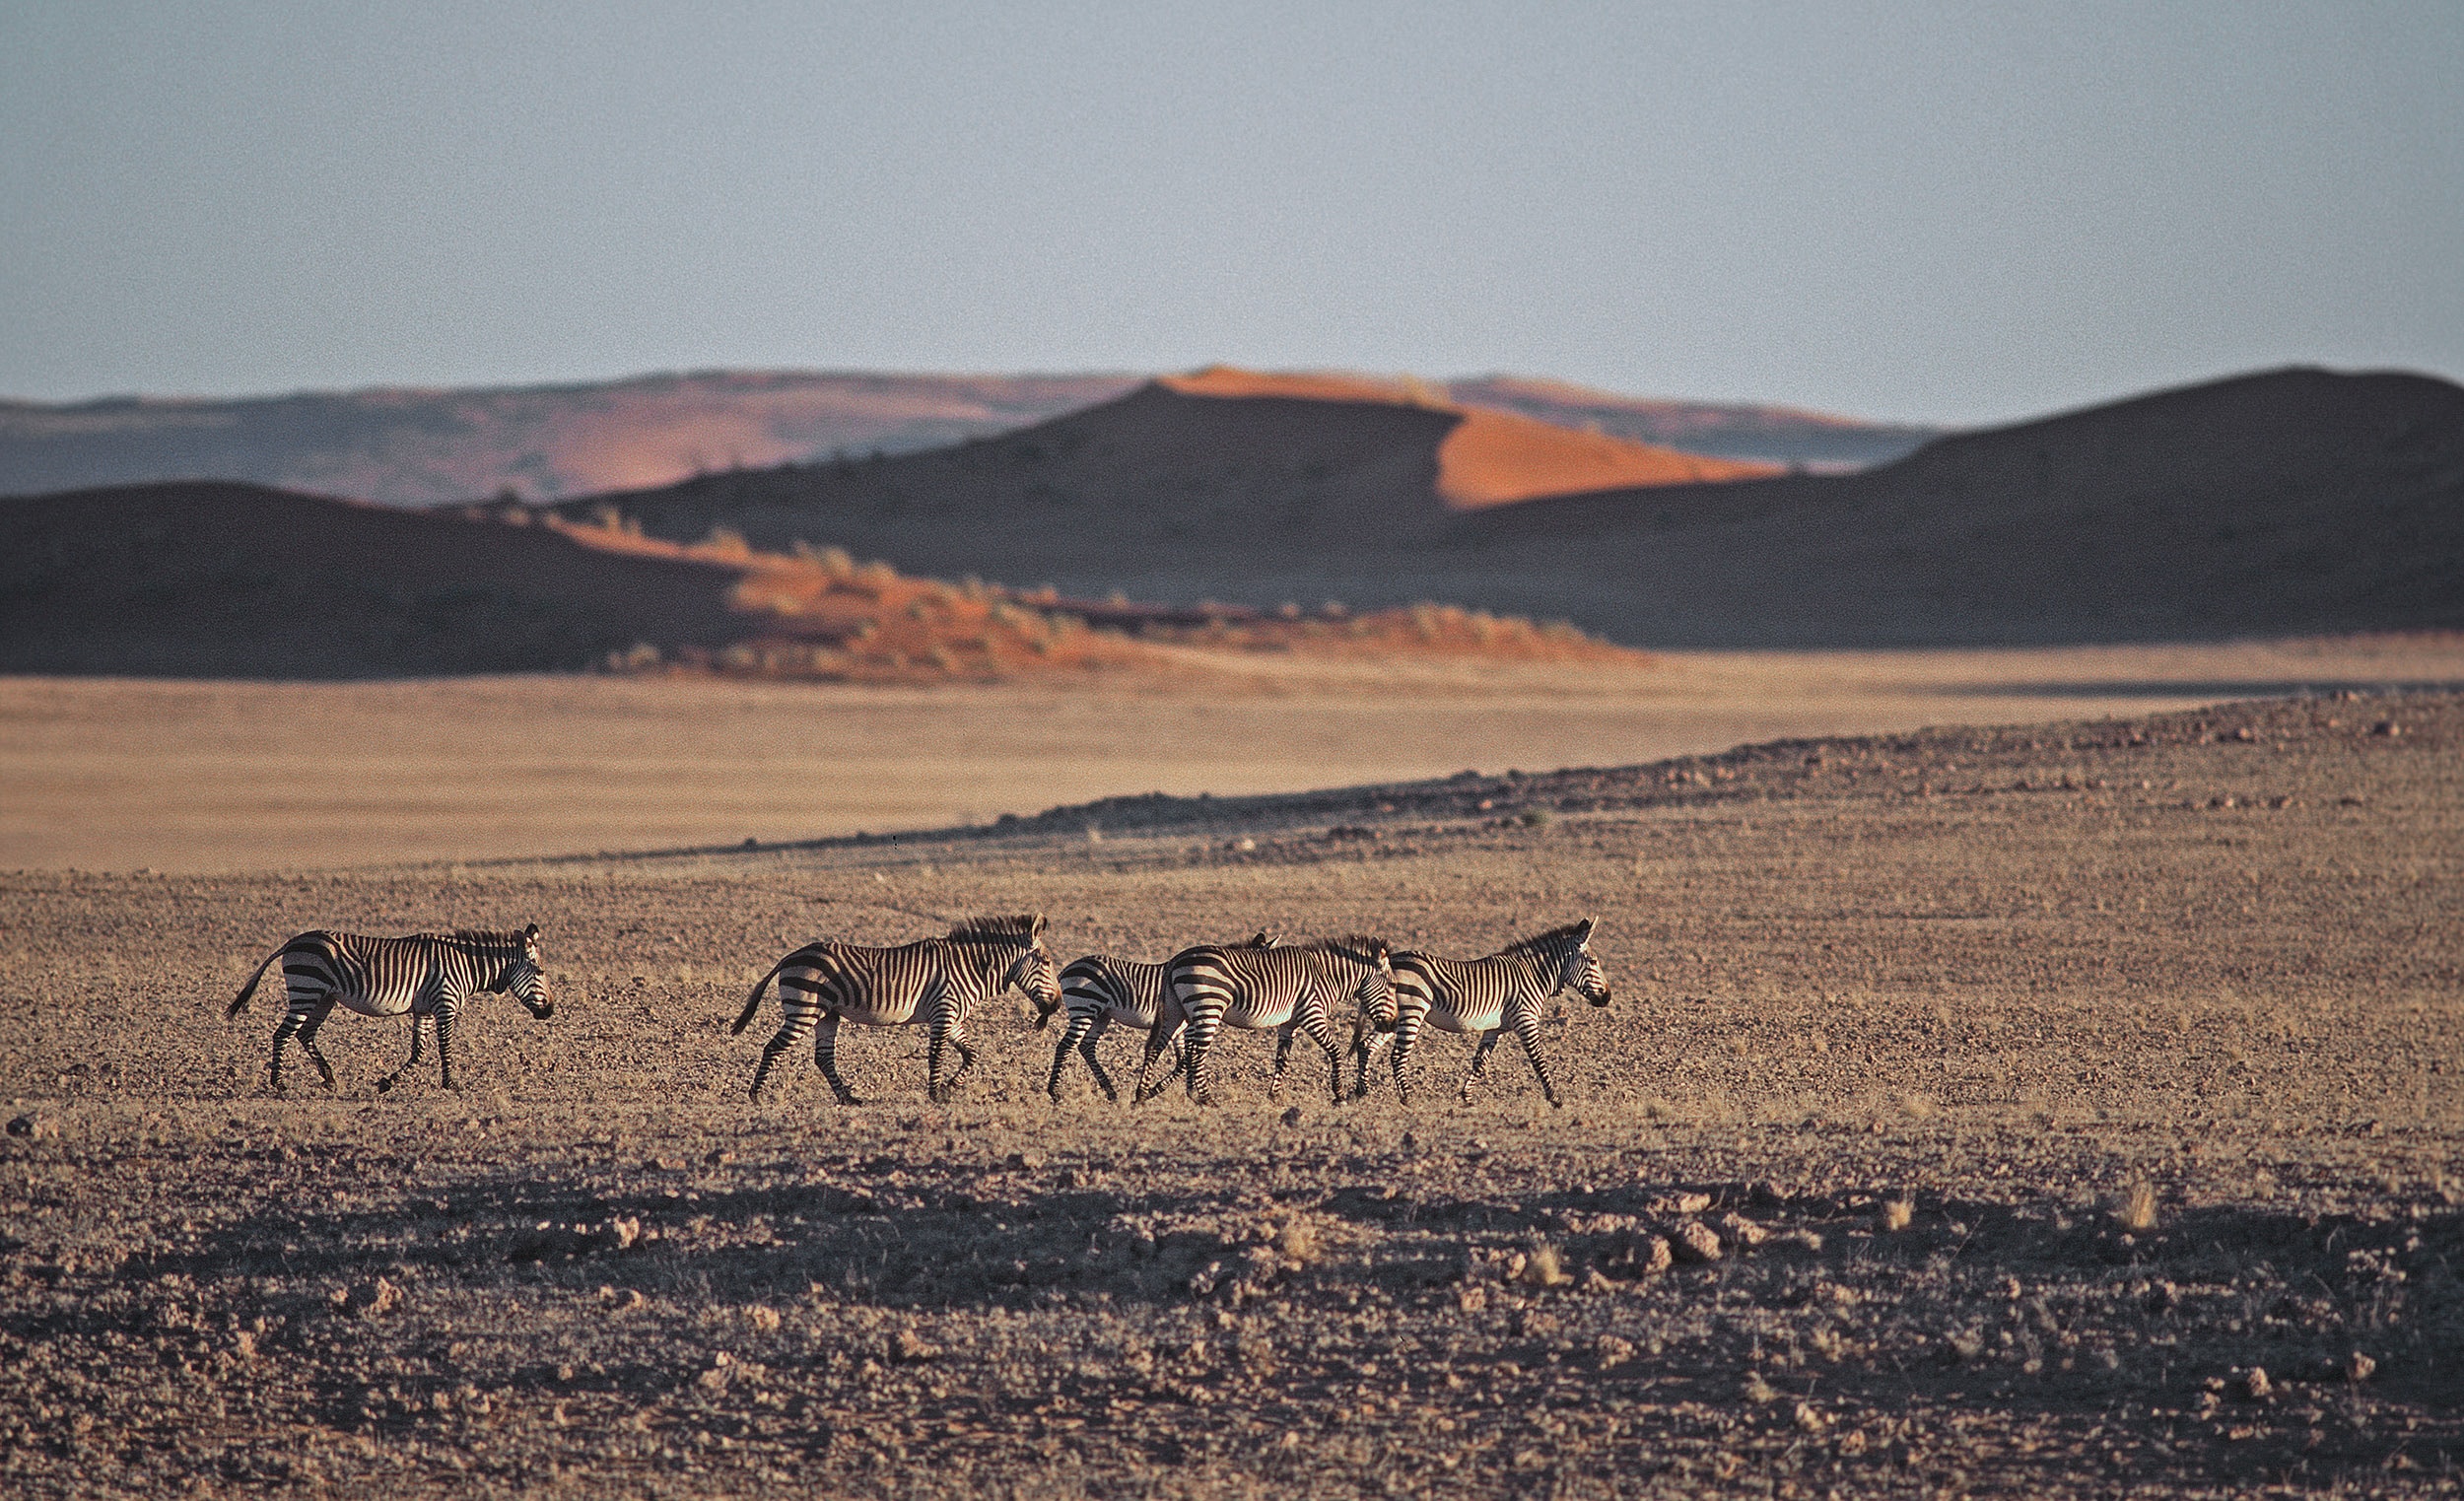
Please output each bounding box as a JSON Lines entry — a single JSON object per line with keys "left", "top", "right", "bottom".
{"left": 6, "top": 635, "right": 2459, "bottom": 873}
{"left": 0, "top": 689, "right": 2457, "bottom": 1497}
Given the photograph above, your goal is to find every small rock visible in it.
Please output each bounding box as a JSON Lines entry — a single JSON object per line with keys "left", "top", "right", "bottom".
{"left": 743, "top": 1305, "right": 781, "bottom": 1333}
{"left": 2242, "top": 1366, "right": 2272, "bottom": 1399}
{"left": 1636, "top": 1235, "right": 1676, "bottom": 1273}
{"left": 2345, "top": 1351, "right": 2376, "bottom": 1383}
{"left": 1582, "top": 1268, "right": 1616, "bottom": 1294}
{"left": 891, "top": 1329, "right": 941, "bottom": 1363}
{"left": 1793, "top": 1400, "right": 1827, "bottom": 1433}
{"left": 1594, "top": 1335, "right": 1635, "bottom": 1368}
{"left": 2371, "top": 720, "right": 2400, "bottom": 737}
{"left": 1279, "top": 1107, "right": 1304, "bottom": 1127}
{"left": 5, "top": 1114, "right": 56, "bottom": 1140}
{"left": 1670, "top": 1220, "right": 1723, "bottom": 1263}
{"left": 345, "top": 1277, "right": 401, "bottom": 1318}
{"left": 1715, "top": 1211, "right": 1769, "bottom": 1249}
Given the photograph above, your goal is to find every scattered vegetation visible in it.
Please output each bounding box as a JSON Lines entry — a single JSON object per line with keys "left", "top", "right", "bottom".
{"left": 548, "top": 512, "right": 1646, "bottom": 684}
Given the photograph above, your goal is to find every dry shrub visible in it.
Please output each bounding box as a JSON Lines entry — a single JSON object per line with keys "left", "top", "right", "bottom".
{"left": 1516, "top": 1241, "right": 1572, "bottom": 1288}
{"left": 2114, "top": 1181, "right": 2158, "bottom": 1233}
{"left": 1878, "top": 1198, "right": 1915, "bottom": 1233}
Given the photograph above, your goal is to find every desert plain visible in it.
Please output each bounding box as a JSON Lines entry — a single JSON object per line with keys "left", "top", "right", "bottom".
{"left": 1, "top": 657, "right": 2458, "bottom": 1498}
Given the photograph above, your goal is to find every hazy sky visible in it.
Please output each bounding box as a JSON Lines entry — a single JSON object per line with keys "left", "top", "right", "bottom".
{"left": 4, "top": 2, "right": 2458, "bottom": 424}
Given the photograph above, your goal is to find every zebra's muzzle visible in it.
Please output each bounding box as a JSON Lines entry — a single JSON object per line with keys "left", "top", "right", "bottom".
{"left": 1588, "top": 987, "right": 1612, "bottom": 1007}
{"left": 529, "top": 1001, "right": 556, "bottom": 1019}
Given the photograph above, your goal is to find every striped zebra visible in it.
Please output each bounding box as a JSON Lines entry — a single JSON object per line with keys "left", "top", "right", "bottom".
{"left": 1388, "top": 919, "right": 1611, "bottom": 1108}
{"left": 733, "top": 914, "right": 1059, "bottom": 1104}
{"left": 1039, "top": 931, "right": 1276, "bottom": 1102}
{"left": 1138, "top": 937, "right": 1394, "bottom": 1106}
{"left": 225, "top": 925, "right": 552, "bottom": 1094}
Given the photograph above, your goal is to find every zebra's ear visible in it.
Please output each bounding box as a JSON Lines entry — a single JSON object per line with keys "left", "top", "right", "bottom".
{"left": 1030, "top": 913, "right": 1047, "bottom": 939}
{"left": 524, "top": 921, "right": 540, "bottom": 941}
{"left": 1575, "top": 917, "right": 1595, "bottom": 942}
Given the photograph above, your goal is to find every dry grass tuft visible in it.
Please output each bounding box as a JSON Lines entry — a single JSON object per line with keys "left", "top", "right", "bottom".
{"left": 2115, "top": 1180, "right": 2158, "bottom": 1233}
{"left": 1516, "top": 1241, "right": 1573, "bottom": 1288}
{"left": 1878, "top": 1198, "right": 1915, "bottom": 1233}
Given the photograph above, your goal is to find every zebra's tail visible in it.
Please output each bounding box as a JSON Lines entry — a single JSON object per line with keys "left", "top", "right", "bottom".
{"left": 731, "top": 953, "right": 796, "bottom": 1035}
{"left": 226, "top": 942, "right": 288, "bottom": 1018}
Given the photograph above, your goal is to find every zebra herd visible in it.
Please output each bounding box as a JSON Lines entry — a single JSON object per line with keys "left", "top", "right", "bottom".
{"left": 228, "top": 913, "right": 1613, "bottom": 1108}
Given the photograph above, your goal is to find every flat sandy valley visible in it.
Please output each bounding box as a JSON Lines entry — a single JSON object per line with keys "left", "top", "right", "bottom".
{"left": 0, "top": 644, "right": 2458, "bottom": 1497}
{"left": 5, "top": 634, "right": 2459, "bottom": 872}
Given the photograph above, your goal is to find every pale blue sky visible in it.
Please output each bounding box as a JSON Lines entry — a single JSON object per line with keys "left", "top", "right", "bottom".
{"left": 4, "top": 1, "right": 2458, "bottom": 424}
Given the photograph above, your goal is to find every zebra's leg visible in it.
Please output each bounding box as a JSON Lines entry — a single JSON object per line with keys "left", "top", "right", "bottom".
{"left": 1131, "top": 1022, "right": 1177, "bottom": 1105}
{"left": 376, "top": 1015, "right": 426, "bottom": 1094}
{"left": 750, "top": 1002, "right": 816, "bottom": 1102}
{"left": 434, "top": 998, "right": 462, "bottom": 1092}
{"left": 1047, "top": 1010, "right": 1097, "bottom": 1102}
{"left": 1077, "top": 1015, "right": 1120, "bottom": 1103}
{"left": 266, "top": 992, "right": 317, "bottom": 1093}
{"left": 927, "top": 1012, "right": 978, "bottom": 1103}
{"left": 1271, "top": 1021, "right": 1296, "bottom": 1083}
{"left": 1390, "top": 1012, "right": 1422, "bottom": 1107}
{"left": 1460, "top": 1030, "right": 1503, "bottom": 1102}
{"left": 1292, "top": 1003, "right": 1347, "bottom": 1107}
{"left": 813, "top": 1012, "right": 863, "bottom": 1105}
{"left": 294, "top": 998, "right": 340, "bottom": 1090}
{"left": 1183, "top": 1007, "right": 1227, "bottom": 1106}
{"left": 944, "top": 1011, "right": 978, "bottom": 1094}
{"left": 1510, "top": 1012, "right": 1564, "bottom": 1108}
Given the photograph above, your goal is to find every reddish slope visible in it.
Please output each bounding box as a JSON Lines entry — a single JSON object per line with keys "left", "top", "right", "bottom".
{"left": 1158, "top": 368, "right": 1777, "bottom": 505}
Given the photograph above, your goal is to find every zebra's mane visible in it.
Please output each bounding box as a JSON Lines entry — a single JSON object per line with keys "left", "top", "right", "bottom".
{"left": 945, "top": 914, "right": 1041, "bottom": 943}
{"left": 444, "top": 928, "right": 524, "bottom": 948}
{"left": 1487, "top": 921, "right": 1590, "bottom": 960}
{"left": 1301, "top": 934, "right": 1387, "bottom": 964}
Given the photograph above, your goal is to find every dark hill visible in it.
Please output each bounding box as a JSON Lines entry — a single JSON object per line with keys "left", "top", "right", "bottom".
{"left": 556, "top": 366, "right": 2464, "bottom": 647}
{"left": 0, "top": 483, "right": 749, "bottom": 677}
{"left": 1453, "top": 367, "right": 2464, "bottom": 645}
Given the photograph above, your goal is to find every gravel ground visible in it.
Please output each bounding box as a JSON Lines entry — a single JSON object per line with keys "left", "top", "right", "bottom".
{"left": 1, "top": 691, "right": 2458, "bottom": 1497}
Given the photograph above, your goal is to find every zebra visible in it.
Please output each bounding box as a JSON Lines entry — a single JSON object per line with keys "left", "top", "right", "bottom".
{"left": 225, "top": 924, "right": 552, "bottom": 1094}
{"left": 1387, "top": 918, "right": 1611, "bottom": 1108}
{"left": 1138, "top": 937, "right": 1394, "bottom": 1106}
{"left": 1039, "top": 931, "right": 1277, "bottom": 1102}
{"left": 733, "top": 913, "right": 1059, "bottom": 1104}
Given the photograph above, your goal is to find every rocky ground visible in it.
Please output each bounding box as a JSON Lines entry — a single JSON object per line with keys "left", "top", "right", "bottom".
{"left": 1, "top": 691, "right": 2458, "bottom": 1497}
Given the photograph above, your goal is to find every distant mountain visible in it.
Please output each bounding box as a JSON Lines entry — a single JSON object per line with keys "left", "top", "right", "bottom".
{"left": 539, "top": 369, "right": 1775, "bottom": 587}
{"left": 0, "top": 368, "right": 1922, "bottom": 508}
{"left": 0, "top": 372, "right": 1142, "bottom": 508}
{"left": 10, "top": 367, "right": 2452, "bottom": 661}
{"left": 547, "top": 365, "right": 2464, "bottom": 647}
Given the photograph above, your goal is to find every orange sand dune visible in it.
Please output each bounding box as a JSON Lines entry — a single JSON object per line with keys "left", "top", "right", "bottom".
{"left": 1160, "top": 366, "right": 1779, "bottom": 507}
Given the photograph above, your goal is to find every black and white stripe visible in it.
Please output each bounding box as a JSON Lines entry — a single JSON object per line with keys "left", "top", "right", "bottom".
{"left": 733, "top": 914, "right": 1060, "bottom": 1104}
{"left": 1041, "top": 931, "right": 1277, "bottom": 1102}
{"left": 1140, "top": 937, "right": 1394, "bottom": 1106}
{"left": 1388, "top": 919, "right": 1610, "bottom": 1108}
{"left": 226, "top": 924, "right": 552, "bottom": 1094}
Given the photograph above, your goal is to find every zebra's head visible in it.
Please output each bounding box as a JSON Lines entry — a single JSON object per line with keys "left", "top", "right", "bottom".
{"left": 492, "top": 922, "right": 553, "bottom": 1018}
{"left": 1003, "top": 914, "right": 1061, "bottom": 1014}
{"left": 1559, "top": 917, "right": 1610, "bottom": 1008}
{"left": 1320, "top": 935, "right": 1397, "bottom": 1034}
